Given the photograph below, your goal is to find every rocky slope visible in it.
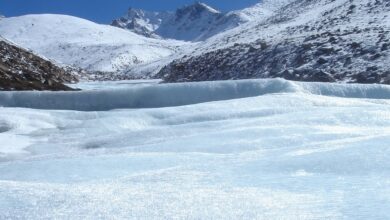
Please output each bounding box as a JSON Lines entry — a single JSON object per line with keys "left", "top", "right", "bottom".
{"left": 112, "top": 2, "right": 273, "bottom": 41}
{"left": 159, "top": 0, "right": 390, "bottom": 84}
{"left": 0, "top": 38, "right": 78, "bottom": 90}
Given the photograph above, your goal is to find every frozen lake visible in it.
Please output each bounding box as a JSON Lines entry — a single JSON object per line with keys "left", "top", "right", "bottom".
{"left": 0, "top": 79, "right": 389, "bottom": 219}
{"left": 67, "top": 79, "right": 162, "bottom": 91}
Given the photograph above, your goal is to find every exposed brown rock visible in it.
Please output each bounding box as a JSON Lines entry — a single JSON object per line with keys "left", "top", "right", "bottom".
{"left": 0, "top": 39, "right": 79, "bottom": 91}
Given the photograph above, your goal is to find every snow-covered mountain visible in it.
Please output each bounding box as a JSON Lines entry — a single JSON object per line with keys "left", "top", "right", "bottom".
{"left": 112, "top": 8, "right": 172, "bottom": 38}
{"left": 156, "top": 2, "right": 222, "bottom": 41}
{"left": 0, "top": 0, "right": 388, "bottom": 84}
{"left": 159, "top": 0, "right": 390, "bottom": 84}
{"left": 112, "top": 2, "right": 273, "bottom": 41}
{"left": 0, "top": 14, "right": 187, "bottom": 74}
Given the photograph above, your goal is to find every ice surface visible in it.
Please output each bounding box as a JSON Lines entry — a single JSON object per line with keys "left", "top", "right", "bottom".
{"left": 0, "top": 79, "right": 389, "bottom": 219}
{"left": 67, "top": 79, "right": 162, "bottom": 91}
{"left": 1, "top": 78, "right": 390, "bottom": 111}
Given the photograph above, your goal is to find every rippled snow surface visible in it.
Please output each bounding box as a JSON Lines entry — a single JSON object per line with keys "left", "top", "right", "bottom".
{"left": 0, "top": 79, "right": 389, "bottom": 219}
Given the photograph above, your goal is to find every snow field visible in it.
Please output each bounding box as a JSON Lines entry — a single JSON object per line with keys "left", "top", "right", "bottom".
{"left": 0, "top": 79, "right": 389, "bottom": 219}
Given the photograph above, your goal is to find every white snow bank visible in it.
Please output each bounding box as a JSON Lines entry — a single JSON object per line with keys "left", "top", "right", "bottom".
{"left": 0, "top": 79, "right": 389, "bottom": 111}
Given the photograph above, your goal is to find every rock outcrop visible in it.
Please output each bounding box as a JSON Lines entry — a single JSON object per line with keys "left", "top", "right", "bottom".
{"left": 0, "top": 39, "right": 78, "bottom": 90}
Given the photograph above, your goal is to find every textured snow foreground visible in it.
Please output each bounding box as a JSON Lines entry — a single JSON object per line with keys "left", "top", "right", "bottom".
{"left": 0, "top": 79, "right": 390, "bottom": 219}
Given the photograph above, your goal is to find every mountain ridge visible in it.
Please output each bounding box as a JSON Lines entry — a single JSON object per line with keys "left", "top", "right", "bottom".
{"left": 111, "top": 1, "right": 274, "bottom": 41}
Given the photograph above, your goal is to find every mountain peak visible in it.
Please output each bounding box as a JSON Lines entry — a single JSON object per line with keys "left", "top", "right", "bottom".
{"left": 193, "top": 1, "right": 220, "bottom": 14}
{"left": 176, "top": 2, "right": 220, "bottom": 18}
{"left": 174, "top": 3, "right": 220, "bottom": 24}
{"left": 112, "top": 7, "right": 172, "bottom": 38}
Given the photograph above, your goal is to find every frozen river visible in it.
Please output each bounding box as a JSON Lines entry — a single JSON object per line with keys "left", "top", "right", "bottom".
{"left": 0, "top": 79, "right": 389, "bottom": 219}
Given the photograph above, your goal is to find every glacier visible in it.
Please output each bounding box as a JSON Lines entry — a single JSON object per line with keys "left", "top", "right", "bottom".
{"left": 0, "top": 79, "right": 389, "bottom": 219}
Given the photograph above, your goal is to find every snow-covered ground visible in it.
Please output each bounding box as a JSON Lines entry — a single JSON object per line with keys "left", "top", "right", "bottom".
{"left": 0, "top": 79, "right": 389, "bottom": 219}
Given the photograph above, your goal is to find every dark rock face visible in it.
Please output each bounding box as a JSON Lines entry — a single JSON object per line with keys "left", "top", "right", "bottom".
{"left": 159, "top": 0, "right": 390, "bottom": 84}
{"left": 0, "top": 40, "right": 78, "bottom": 91}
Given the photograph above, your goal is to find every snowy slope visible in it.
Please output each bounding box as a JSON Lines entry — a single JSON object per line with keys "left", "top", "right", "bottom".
{"left": 159, "top": 0, "right": 390, "bottom": 84}
{"left": 228, "top": 3, "right": 273, "bottom": 23}
{"left": 0, "top": 79, "right": 390, "bottom": 218}
{"left": 0, "top": 14, "right": 187, "bottom": 73}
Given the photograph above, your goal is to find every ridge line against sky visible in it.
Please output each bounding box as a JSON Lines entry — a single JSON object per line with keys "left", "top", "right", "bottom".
{"left": 0, "top": 0, "right": 260, "bottom": 23}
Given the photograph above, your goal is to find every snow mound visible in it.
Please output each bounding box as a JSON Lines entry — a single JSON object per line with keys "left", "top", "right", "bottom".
{"left": 0, "top": 79, "right": 389, "bottom": 111}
